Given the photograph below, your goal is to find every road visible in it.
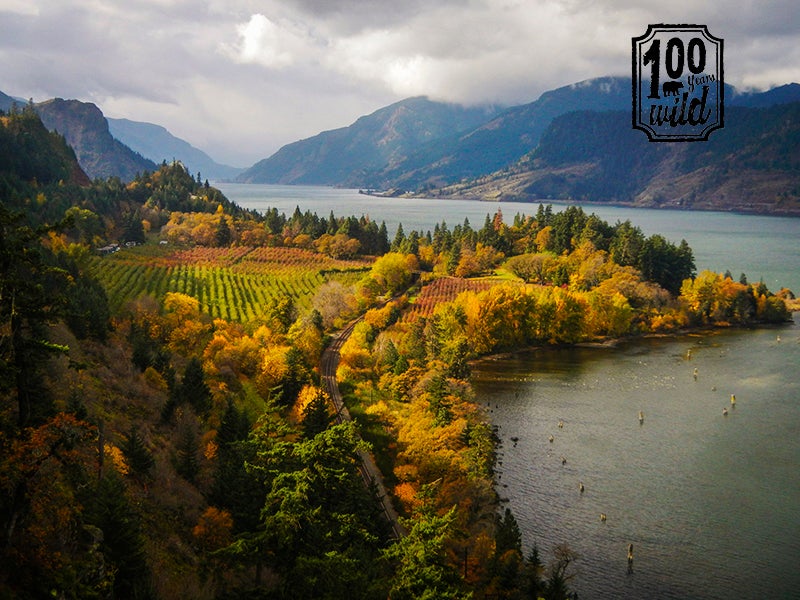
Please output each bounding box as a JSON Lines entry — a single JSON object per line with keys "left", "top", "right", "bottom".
{"left": 320, "top": 318, "right": 407, "bottom": 540}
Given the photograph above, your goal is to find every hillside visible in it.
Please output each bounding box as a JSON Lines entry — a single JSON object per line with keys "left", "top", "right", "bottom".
{"left": 107, "top": 117, "right": 242, "bottom": 181}
{"left": 368, "top": 76, "right": 632, "bottom": 191}
{"left": 435, "top": 102, "right": 800, "bottom": 216}
{"left": 0, "top": 104, "right": 90, "bottom": 190}
{"left": 34, "top": 98, "right": 157, "bottom": 181}
{"left": 236, "top": 96, "right": 500, "bottom": 184}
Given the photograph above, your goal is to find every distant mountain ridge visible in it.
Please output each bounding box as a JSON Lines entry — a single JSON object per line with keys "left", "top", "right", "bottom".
{"left": 107, "top": 118, "right": 242, "bottom": 181}
{"left": 437, "top": 102, "right": 800, "bottom": 216}
{"left": 238, "top": 76, "right": 800, "bottom": 196}
{"left": 367, "top": 76, "right": 632, "bottom": 191}
{"left": 236, "top": 96, "right": 501, "bottom": 185}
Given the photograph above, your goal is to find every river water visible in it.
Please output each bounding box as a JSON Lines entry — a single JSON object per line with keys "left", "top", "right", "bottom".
{"left": 219, "top": 183, "right": 800, "bottom": 599}
{"left": 471, "top": 325, "right": 800, "bottom": 599}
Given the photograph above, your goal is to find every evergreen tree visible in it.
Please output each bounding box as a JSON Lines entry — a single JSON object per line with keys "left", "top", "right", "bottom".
{"left": 121, "top": 210, "right": 145, "bottom": 244}
{"left": 180, "top": 357, "right": 212, "bottom": 414}
{"left": 522, "top": 544, "right": 545, "bottom": 599}
{"left": 175, "top": 424, "right": 199, "bottom": 483}
{"left": 209, "top": 401, "right": 264, "bottom": 533}
{"left": 121, "top": 427, "right": 155, "bottom": 480}
{"left": 82, "top": 474, "right": 154, "bottom": 600}
{"left": 215, "top": 215, "right": 232, "bottom": 247}
{"left": 378, "top": 221, "right": 390, "bottom": 254}
{"left": 391, "top": 223, "right": 406, "bottom": 252}
{"left": 301, "top": 390, "right": 332, "bottom": 439}
{"left": 0, "top": 206, "right": 71, "bottom": 427}
{"left": 278, "top": 347, "right": 308, "bottom": 406}
{"left": 384, "top": 507, "right": 466, "bottom": 600}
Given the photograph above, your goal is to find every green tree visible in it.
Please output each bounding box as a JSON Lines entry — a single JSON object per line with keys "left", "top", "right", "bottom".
{"left": 384, "top": 507, "right": 467, "bottom": 600}
{"left": 226, "top": 420, "right": 388, "bottom": 595}
{"left": 209, "top": 401, "right": 264, "bottom": 533}
{"left": 121, "top": 209, "right": 145, "bottom": 244}
{"left": 82, "top": 474, "right": 154, "bottom": 600}
{"left": 0, "top": 205, "right": 69, "bottom": 427}
{"left": 301, "top": 389, "right": 332, "bottom": 439}
{"left": 179, "top": 357, "right": 212, "bottom": 414}
{"left": 121, "top": 427, "right": 155, "bottom": 481}
{"left": 175, "top": 424, "right": 199, "bottom": 483}
{"left": 215, "top": 215, "right": 232, "bottom": 247}
{"left": 638, "top": 235, "right": 695, "bottom": 294}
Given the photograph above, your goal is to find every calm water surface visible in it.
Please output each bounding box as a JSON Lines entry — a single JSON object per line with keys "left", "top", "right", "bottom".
{"left": 219, "top": 183, "right": 800, "bottom": 598}
{"left": 472, "top": 325, "right": 800, "bottom": 599}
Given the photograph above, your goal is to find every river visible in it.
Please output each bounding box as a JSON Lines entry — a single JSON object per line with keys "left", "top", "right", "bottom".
{"left": 219, "top": 183, "right": 800, "bottom": 599}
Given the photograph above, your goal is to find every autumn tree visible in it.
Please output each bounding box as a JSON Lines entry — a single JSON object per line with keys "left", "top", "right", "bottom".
{"left": 368, "top": 252, "right": 419, "bottom": 296}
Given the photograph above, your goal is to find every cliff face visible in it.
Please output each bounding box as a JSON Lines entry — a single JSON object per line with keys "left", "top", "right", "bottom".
{"left": 35, "top": 98, "right": 156, "bottom": 181}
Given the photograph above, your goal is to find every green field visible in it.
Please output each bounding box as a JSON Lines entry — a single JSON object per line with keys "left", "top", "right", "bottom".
{"left": 89, "top": 244, "right": 371, "bottom": 322}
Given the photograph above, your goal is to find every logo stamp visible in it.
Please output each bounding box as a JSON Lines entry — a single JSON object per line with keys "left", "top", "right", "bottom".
{"left": 632, "top": 24, "right": 723, "bottom": 141}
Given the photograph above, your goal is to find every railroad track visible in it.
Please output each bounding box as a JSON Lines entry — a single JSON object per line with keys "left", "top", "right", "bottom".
{"left": 320, "top": 317, "right": 407, "bottom": 540}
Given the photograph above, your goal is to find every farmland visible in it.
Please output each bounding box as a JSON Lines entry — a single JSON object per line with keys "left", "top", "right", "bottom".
{"left": 401, "top": 276, "right": 504, "bottom": 323}
{"left": 89, "top": 244, "right": 372, "bottom": 322}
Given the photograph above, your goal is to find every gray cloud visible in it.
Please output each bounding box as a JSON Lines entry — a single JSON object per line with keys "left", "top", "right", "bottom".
{"left": 0, "top": 0, "right": 798, "bottom": 166}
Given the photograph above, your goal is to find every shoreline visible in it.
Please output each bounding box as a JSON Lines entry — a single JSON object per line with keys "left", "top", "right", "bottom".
{"left": 469, "top": 316, "right": 797, "bottom": 366}
{"left": 360, "top": 189, "right": 800, "bottom": 219}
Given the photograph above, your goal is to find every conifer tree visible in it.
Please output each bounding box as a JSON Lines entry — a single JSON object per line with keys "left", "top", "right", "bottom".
{"left": 175, "top": 425, "right": 199, "bottom": 483}
{"left": 122, "top": 427, "right": 155, "bottom": 480}
{"left": 215, "top": 215, "right": 232, "bottom": 247}
{"left": 83, "top": 474, "right": 154, "bottom": 600}
{"left": 301, "top": 390, "right": 332, "bottom": 439}
{"left": 180, "top": 357, "right": 212, "bottom": 414}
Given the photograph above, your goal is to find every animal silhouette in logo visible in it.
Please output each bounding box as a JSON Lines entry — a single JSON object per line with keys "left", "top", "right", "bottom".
{"left": 662, "top": 81, "right": 684, "bottom": 97}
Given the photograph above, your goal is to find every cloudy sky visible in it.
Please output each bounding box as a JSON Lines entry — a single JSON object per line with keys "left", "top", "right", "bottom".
{"left": 1, "top": 0, "right": 798, "bottom": 167}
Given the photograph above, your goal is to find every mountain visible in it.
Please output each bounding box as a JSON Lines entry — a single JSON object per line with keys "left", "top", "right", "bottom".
{"left": 34, "top": 98, "right": 157, "bottom": 181}
{"left": 371, "top": 76, "right": 633, "bottom": 191}
{"left": 237, "top": 76, "right": 800, "bottom": 194}
{"left": 107, "top": 118, "right": 242, "bottom": 181}
{"left": 236, "top": 96, "right": 501, "bottom": 185}
{"left": 0, "top": 90, "right": 22, "bottom": 113}
{"left": 730, "top": 83, "right": 800, "bottom": 108}
{"left": 437, "top": 102, "right": 800, "bottom": 216}
{"left": 0, "top": 103, "right": 90, "bottom": 189}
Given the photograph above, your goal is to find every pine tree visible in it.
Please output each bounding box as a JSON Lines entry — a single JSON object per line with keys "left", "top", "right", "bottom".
{"left": 391, "top": 223, "right": 406, "bottom": 252}
{"left": 82, "top": 474, "right": 154, "bottom": 599}
{"left": 175, "top": 425, "right": 199, "bottom": 483}
{"left": 215, "top": 215, "right": 232, "bottom": 247}
{"left": 122, "top": 427, "right": 155, "bottom": 480}
{"left": 180, "top": 357, "right": 212, "bottom": 414}
{"left": 301, "top": 390, "right": 332, "bottom": 439}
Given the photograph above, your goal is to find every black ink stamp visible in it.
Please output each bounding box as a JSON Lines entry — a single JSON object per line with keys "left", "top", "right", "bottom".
{"left": 632, "top": 24, "right": 723, "bottom": 141}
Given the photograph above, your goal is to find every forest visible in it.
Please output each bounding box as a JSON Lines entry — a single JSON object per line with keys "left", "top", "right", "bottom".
{"left": 0, "top": 106, "right": 794, "bottom": 600}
